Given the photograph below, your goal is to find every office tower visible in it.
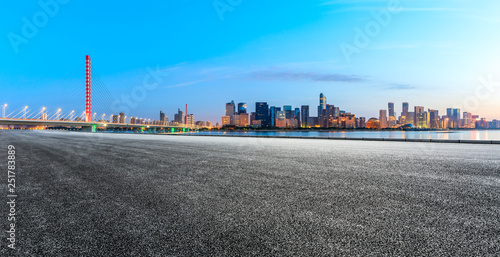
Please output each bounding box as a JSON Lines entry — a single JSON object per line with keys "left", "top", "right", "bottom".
{"left": 234, "top": 115, "right": 240, "bottom": 127}
{"left": 388, "top": 102, "right": 396, "bottom": 127}
{"left": 323, "top": 104, "right": 336, "bottom": 127}
{"left": 463, "top": 112, "right": 472, "bottom": 128}
{"left": 160, "top": 111, "right": 166, "bottom": 125}
{"left": 222, "top": 116, "right": 230, "bottom": 126}
{"left": 130, "top": 117, "right": 136, "bottom": 124}
{"left": 206, "top": 121, "right": 212, "bottom": 127}
{"left": 112, "top": 115, "right": 118, "bottom": 124}
{"left": 283, "top": 105, "right": 293, "bottom": 119}
{"left": 226, "top": 100, "right": 236, "bottom": 125}
{"left": 357, "top": 117, "right": 366, "bottom": 128}
{"left": 414, "top": 106, "right": 424, "bottom": 126}
{"left": 402, "top": 102, "right": 409, "bottom": 116}
{"left": 294, "top": 108, "right": 300, "bottom": 127}
{"left": 239, "top": 113, "right": 249, "bottom": 127}
{"left": 186, "top": 114, "right": 195, "bottom": 126}
{"left": 174, "top": 108, "right": 185, "bottom": 124}
{"left": 255, "top": 102, "right": 270, "bottom": 127}
{"left": 429, "top": 109, "right": 439, "bottom": 129}
{"left": 379, "top": 110, "right": 388, "bottom": 129}
{"left": 301, "top": 105, "right": 309, "bottom": 128}
{"left": 318, "top": 93, "right": 327, "bottom": 118}
{"left": 119, "top": 112, "right": 125, "bottom": 124}
{"left": 237, "top": 103, "right": 247, "bottom": 114}
{"left": 416, "top": 111, "right": 429, "bottom": 128}
{"left": 269, "top": 106, "right": 281, "bottom": 127}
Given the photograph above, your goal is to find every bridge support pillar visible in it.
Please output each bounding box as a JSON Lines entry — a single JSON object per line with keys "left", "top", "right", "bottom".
{"left": 82, "top": 125, "right": 95, "bottom": 132}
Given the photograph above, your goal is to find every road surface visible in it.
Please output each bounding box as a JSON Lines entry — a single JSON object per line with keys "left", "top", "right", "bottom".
{"left": 0, "top": 131, "right": 499, "bottom": 256}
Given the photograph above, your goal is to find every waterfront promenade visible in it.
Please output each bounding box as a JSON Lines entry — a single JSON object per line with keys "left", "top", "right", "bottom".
{"left": 1, "top": 131, "right": 499, "bottom": 256}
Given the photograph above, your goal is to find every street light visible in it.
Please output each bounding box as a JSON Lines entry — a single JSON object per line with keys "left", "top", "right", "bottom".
{"left": 2, "top": 104, "right": 7, "bottom": 118}
{"left": 56, "top": 108, "right": 61, "bottom": 120}
{"left": 41, "top": 107, "right": 46, "bottom": 120}
{"left": 23, "top": 106, "right": 28, "bottom": 119}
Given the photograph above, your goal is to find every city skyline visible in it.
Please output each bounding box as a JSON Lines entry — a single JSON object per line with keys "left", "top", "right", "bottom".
{"left": 2, "top": 1, "right": 500, "bottom": 123}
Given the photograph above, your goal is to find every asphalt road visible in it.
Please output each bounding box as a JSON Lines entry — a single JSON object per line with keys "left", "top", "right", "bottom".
{"left": 0, "top": 130, "right": 499, "bottom": 256}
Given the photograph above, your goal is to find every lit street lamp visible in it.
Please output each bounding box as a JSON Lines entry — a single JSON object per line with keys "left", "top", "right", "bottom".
{"left": 2, "top": 104, "right": 7, "bottom": 118}
{"left": 23, "top": 106, "right": 28, "bottom": 119}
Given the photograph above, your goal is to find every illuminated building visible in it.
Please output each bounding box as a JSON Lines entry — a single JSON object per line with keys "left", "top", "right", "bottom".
{"left": 255, "top": 102, "right": 270, "bottom": 127}
{"left": 379, "top": 110, "right": 388, "bottom": 129}
{"left": 414, "top": 106, "right": 424, "bottom": 126}
{"left": 239, "top": 113, "right": 249, "bottom": 127}
{"left": 366, "top": 118, "right": 380, "bottom": 129}
{"left": 237, "top": 102, "right": 247, "bottom": 114}
{"left": 388, "top": 102, "right": 396, "bottom": 127}
{"left": 226, "top": 101, "right": 236, "bottom": 125}
{"left": 301, "top": 105, "right": 309, "bottom": 127}
{"left": 119, "top": 112, "right": 125, "bottom": 124}
{"left": 222, "top": 116, "right": 230, "bottom": 126}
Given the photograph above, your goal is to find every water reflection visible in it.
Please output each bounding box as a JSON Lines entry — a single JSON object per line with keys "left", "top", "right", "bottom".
{"left": 197, "top": 130, "right": 500, "bottom": 140}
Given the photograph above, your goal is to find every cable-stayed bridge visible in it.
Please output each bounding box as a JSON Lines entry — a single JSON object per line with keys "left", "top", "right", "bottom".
{"left": 0, "top": 56, "right": 198, "bottom": 133}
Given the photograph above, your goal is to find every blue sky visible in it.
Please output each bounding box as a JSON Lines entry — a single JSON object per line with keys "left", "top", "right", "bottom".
{"left": 1, "top": 0, "right": 500, "bottom": 123}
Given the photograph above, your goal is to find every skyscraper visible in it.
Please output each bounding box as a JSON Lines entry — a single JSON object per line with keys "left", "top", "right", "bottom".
{"left": 388, "top": 102, "right": 396, "bottom": 127}
{"left": 119, "top": 112, "right": 125, "bottom": 124}
{"left": 294, "top": 108, "right": 300, "bottom": 126}
{"left": 301, "top": 105, "right": 309, "bottom": 128}
{"left": 237, "top": 103, "right": 247, "bottom": 114}
{"left": 318, "top": 93, "right": 327, "bottom": 117}
{"left": 255, "top": 102, "right": 270, "bottom": 127}
{"left": 226, "top": 100, "right": 236, "bottom": 125}
{"left": 160, "top": 111, "right": 166, "bottom": 125}
{"left": 414, "top": 106, "right": 424, "bottom": 126}
{"left": 174, "top": 108, "right": 185, "bottom": 124}
{"left": 402, "top": 102, "right": 409, "bottom": 115}
{"left": 283, "top": 105, "right": 292, "bottom": 119}
{"left": 269, "top": 106, "right": 281, "bottom": 127}
{"left": 379, "top": 110, "right": 388, "bottom": 129}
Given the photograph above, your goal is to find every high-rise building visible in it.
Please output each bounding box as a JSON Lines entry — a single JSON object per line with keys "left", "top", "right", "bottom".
{"left": 174, "top": 108, "right": 185, "bottom": 124}
{"left": 269, "top": 106, "right": 281, "bottom": 127}
{"left": 283, "top": 105, "right": 293, "bottom": 119}
{"left": 221, "top": 116, "right": 230, "bottom": 126}
{"left": 239, "top": 113, "right": 249, "bottom": 127}
{"left": 318, "top": 93, "right": 327, "bottom": 117}
{"left": 379, "top": 110, "right": 388, "bottom": 129}
{"left": 226, "top": 100, "right": 236, "bottom": 125}
{"left": 186, "top": 114, "right": 195, "bottom": 127}
{"left": 119, "top": 112, "right": 125, "bottom": 124}
{"left": 402, "top": 102, "right": 409, "bottom": 116}
{"left": 160, "top": 111, "right": 166, "bottom": 125}
{"left": 300, "top": 105, "right": 309, "bottom": 128}
{"left": 388, "top": 102, "right": 396, "bottom": 127}
{"left": 414, "top": 106, "right": 424, "bottom": 126}
{"left": 429, "top": 109, "right": 440, "bottom": 129}
{"left": 255, "top": 102, "right": 270, "bottom": 127}
{"left": 111, "top": 115, "right": 118, "bottom": 124}
{"left": 294, "top": 108, "right": 300, "bottom": 127}
{"left": 237, "top": 103, "right": 247, "bottom": 114}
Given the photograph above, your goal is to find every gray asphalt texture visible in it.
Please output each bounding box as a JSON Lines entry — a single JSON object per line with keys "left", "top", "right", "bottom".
{"left": 0, "top": 130, "right": 499, "bottom": 256}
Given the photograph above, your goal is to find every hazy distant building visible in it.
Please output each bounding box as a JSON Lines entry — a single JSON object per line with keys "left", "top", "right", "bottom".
{"left": 388, "top": 102, "right": 396, "bottom": 127}
{"left": 119, "top": 112, "right": 125, "bottom": 124}
{"left": 379, "top": 110, "right": 388, "bottom": 129}
{"left": 226, "top": 101, "right": 236, "bottom": 125}
{"left": 255, "top": 102, "right": 269, "bottom": 127}
{"left": 301, "top": 105, "right": 309, "bottom": 128}
{"left": 174, "top": 109, "right": 185, "bottom": 124}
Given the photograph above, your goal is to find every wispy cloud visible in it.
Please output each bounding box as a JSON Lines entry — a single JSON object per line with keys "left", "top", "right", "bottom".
{"left": 163, "top": 79, "right": 208, "bottom": 89}
{"left": 372, "top": 44, "right": 419, "bottom": 50}
{"left": 388, "top": 83, "right": 416, "bottom": 90}
{"left": 249, "top": 69, "right": 366, "bottom": 82}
